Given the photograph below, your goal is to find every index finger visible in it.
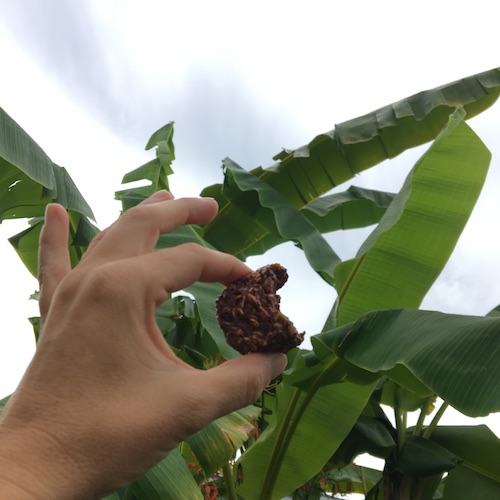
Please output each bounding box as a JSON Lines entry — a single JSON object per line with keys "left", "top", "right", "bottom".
{"left": 83, "top": 197, "right": 219, "bottom": 265}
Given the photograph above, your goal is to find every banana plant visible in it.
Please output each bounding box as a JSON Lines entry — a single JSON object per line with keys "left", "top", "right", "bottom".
{"left": 1, "top": 67, "right": 500, "bottom": 499}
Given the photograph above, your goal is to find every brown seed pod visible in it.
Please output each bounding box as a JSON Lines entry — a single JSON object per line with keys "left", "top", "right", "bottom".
{"left": 216, "top": 264, "right": 305, "bottom": 354}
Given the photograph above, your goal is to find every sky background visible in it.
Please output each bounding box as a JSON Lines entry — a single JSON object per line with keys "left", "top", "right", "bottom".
{"left": 0, "top": 0, "right": 499, "bottom": 447}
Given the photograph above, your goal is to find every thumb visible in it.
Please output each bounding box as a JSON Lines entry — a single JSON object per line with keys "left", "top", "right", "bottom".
{"left": 196, "top": 353, "right": 288, "bottom": 419}
{"left": 38, "top": 204, "right": 72, "bottom": 319}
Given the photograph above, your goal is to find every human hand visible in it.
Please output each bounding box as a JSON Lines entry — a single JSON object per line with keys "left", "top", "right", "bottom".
{"left": 0, "top": 191, "right": 287, "bottom": 499}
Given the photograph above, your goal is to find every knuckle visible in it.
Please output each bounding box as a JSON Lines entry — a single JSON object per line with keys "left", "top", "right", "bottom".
{"left": 123, "top": 203, "right": 150, "bottom": 220}
{"left": 179, "top": 242, "right": 205, "bottom": 255}
{"left": 60, "top": 265, "right": 129, "bottom": 304}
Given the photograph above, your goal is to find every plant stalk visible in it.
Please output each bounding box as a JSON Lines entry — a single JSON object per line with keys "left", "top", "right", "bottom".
{"left": 423, "top": 401, "right": 448, "bottom": 439}
{"left": 259, "top": 357, "right": 348, "bottom": 500}
{"left": 395, "top": 408, "right": 407, "bottom": 450}
{"left": 413, "top": 396, "right": 433, "bottom": 437}
{"left": 222, "top": 462, "right": 238, "bottom": 500}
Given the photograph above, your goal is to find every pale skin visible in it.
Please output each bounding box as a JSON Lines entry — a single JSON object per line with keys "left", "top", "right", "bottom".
{"left": 0, "top": 191, "right": 287, "bottom": 499}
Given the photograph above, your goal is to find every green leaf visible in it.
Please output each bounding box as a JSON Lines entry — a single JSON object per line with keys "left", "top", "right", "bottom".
{"left": 0, "top": 107, "right": 97, "bottom": 276}
{"left": 221, "top": 158, "right": 341, "bottom": 283}
{"left": 324, "top": 465, "right": 383, "bottom": 497}
{"left": 486, "top": 305, "right": 500, "bottom": 317}
{"left": 185, "top": 282, "right": 240, "bottom": 360}
{"left": 323, "top": 308, "right": 500, "bottom": 416}
{"left": 334, "top": 108, "right": 491, "bottom": 324}
{"left": 129, "top": 448, "right": 202, "bottom": 500}
{"left": 393, "top": 436, "right": 461, "bottom": 477}
{"left": 330, "top": 414, "right": 396, "bottom": 467}
{"left": 8, "top": 209, "right": 99, "bottom": 277}
{"left": 120, "top": 122, "right": 175, "bottom": 194}
{"left": 0, "top": 107, "right": 55, "bottom": 189}
{"left": 431, "top": 426, "right": 500, "bottom": 484}
{"left": 203, "top": 185, "right": 395, "bottom": 259}
{"left": 442, "top": 465, "right": 500, "bottom": 499}
{"left": 187, "top": 406, "right": 260, "bottom": 477}
{"left": 302, "top": 186, "right": 396, "bottom": 233}
{"left": 203, "top": 68, "right": 500, "bottom": 253}
{"left": 235, "top": 376, "right": 376, "bottom": 500}
{"left": 379, "top": 377, "right": 434, "bottom": 412}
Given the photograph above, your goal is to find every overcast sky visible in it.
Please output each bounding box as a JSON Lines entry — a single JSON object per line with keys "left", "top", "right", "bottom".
{"left": 1, "top": 0, "right": 499, "bottom": 439}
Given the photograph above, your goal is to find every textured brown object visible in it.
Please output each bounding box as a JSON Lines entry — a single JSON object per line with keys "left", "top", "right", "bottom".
{"left": 216, "top": 264, "right": 304, "bottom": 354}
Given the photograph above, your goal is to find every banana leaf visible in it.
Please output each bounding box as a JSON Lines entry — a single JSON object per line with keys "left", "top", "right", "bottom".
{"left": 317, "top": 308, "right": 500, "bottom": 417}
{"left": 392, "top": 436, "right": 461, "bottom": 476}
{"left": 235, "top": 361, "right": 376, "bottom": 500}
{"left": 118, "top": 121, "right": 175, "bottom": 197}
{"left": 431, "top": 425, "right": 500, "bottom": 497}
{"left": 128, "top": 448, "right": 202, "bottom": 500}
{"left": 203, "top": 67, "right": 500, "bottom": 255}
{"left": 185, "top": 282, "right": 240, "bottom": 360}
{"left": 186, "top": 405, "right": 260, "bottom": 477}
{"left": 222, "top": 158, "right": 340, "bottom": 283}
{"left": 334, "top": 107, "right": 491, "bottom": 324}
{"left": 323, "top": 465, "right": 383, "bottom": 497}
{"left": 208, "top": 185, "right": 395, "bottom": 260}
{"left": 0, "top": 107, "right": 97, "bottom": 276}
{"left": 302, "top": 186, "right": 396, "bottom": 233}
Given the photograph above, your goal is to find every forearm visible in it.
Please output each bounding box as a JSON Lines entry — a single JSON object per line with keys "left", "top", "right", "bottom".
{"left": 0, "top": 422, "right": 53, "bottom": 498}
{"left": 0, "top": 400, "right": 91, "bottom": 500}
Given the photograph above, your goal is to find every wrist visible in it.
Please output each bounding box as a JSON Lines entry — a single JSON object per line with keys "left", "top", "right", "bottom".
{"left": 0, "top": 406, "right": 82, "bottom": 499}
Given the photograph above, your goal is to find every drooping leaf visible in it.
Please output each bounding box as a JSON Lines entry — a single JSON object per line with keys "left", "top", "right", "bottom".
{"left": 378, "top": 377, "right": 434, "bottom": 412}
{"left": 221, "top": 158, "right": 341, "bottom": 283}
{"left": 318, "top": 308, "right": 500, "bottom": 416}
{"left": 8, "top": 210, "right": 99, "bottom": 277}
{"left": 187, "top": 406, "right": 260, "bottom": 477}
{"left": 128, "top": 448, "right": 202, "bottom": 500}
{"left": 0, "top": 107, "right": 97, "bottom": 276}
{"left": 216, "top": 186, "right": 396, "bottom": 260}
{"left": 392, "top": 436, "right": 461, "bottom": 477}
{"left": 334, "top": 107, "right": 491, "bottom": 324}
{"left": 442, "top": 465, "right": 500, "bottom": 499}
{"left": 0, "top": 108, "right": 94, "bottom": 220}
{"left": 330, "top": 414, "right": 396, "bottom": 468}
{"left": 431, "top": 426, "right": 500, "bottom": 485}
{"left": 203, "top": 68, "right": 500, "bottom": 254}
{"left": 302, "top": 186, "right": 396, "bottom": 233}
{"left": 235, "top": 374, "right": 376, "bottom": 500}
{"left": 0, "top": 107, "right": 55, "bottom": 189}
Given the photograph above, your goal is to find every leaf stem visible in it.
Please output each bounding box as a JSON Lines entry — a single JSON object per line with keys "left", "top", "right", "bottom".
{"left": 222, "top": 462, "right": 237, "bottom": 500}
{"left": 360, "top": 466, "right": 367, "bottom": 496}
{"left": 260, "top": 357, "right": 346, "bottom": 500}
{"left": 259, "top": 388, "right": 302, "bottom": 500}
{"left": 423, "top": 400, "right": 448, "bottom": 439}
{"left": 413, "top": 396, "right": 434, "bottom": 437}
{"left": 395, "top": 408, "right": 407, "bottom": 450}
